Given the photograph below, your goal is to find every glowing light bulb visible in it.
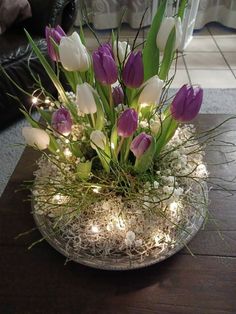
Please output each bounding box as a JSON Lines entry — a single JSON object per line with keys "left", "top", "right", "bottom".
{"left": 32, "top": 97, "right": 38, "bottom": 104}
{"left": 169, "top": 201, "right": 178, "bottom": 215}
{"left": 196, "top": 164, "right": 208, "bottom": 177}
{"left": 140, "top": 102, "right": 149, "bottom": 109}
{"left": 111, "top": 143, "right": 115, "bottom": 150}
{"left": 63, "top": 148, "right": 72, "bottom": 158}
{"left": 52, "top": 193, "right": 66, "bottom": 204}
{"left": 92, "top": 186, "right": 101, "bottom": 194}
{"left": 91, "top": 225, "right": 99, "bottom": 233}
{"left": 45, "top": 98, "right": 50, "bottom": 104}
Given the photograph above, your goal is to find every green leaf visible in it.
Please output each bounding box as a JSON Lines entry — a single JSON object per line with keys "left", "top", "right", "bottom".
{"left": 158, "top": 27, "right": 176, "bottom": 81}
{"left": 19, "top": 108, "right": 39, "bottom": 128}
{"left": 155, "top": 108, "right": 179, "bottom": 156}
{"left": 48, "top": 134, "right": 60, "bottom": 155}
{"left": 110, "top": 125, "right": 118, "bottom": 160}
{"left": 37, "top": 108, "right": 52, "bottom": 124}
{"left": 142, "top": 0, "right": 167, "bottom": 81}
{"left": 134, "top": 136, "right": 156, "bottom": 173}
{"left": 70, "top": 142, "right": 83, "bottom": 158}
{"left": 178, "top": 0, "right": 188, "bottom": 20}
{"left": 79, "top": 22, "right": 86, "bottom": 45}
{"left": 76, "top": 161, "right": 92, "bottom": 180}
{"left": 94, "top": 95, "right": 105, "bottom": 130}
{"left": 25, "top": 30, "right": 68, "bottom": 104}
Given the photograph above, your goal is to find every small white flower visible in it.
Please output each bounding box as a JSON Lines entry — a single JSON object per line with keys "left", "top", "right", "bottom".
{"left": 125, "top": 231, "right": 136, "bottom": 246}
{"left": 154, "top": 181, "right": 159, "bottom": 189}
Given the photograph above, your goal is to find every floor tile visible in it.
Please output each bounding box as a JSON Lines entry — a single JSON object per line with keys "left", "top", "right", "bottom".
{"left": 214, "top": 37, "right": 236, "bottom": 52}
{"left": 185, "top": 37, "right": 219, "bottom": 52}
{"left": 170, "top": 54, "right": 186, "bottom": 69}
{"left": 188, "top": 70, "right": 236, "bottom": 88}
{"left": 168, "top": 69, "right": 190, "bottom": 89}
{"left": 184, "top": 52, "right": 228, "bottom": 69}
{"left": 222, "top": 52, "right": 236, "bottom": 69}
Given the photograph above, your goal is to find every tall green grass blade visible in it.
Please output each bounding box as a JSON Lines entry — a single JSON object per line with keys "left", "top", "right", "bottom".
{"left": 142, "top": 0, "right": 167, "bottom": 81}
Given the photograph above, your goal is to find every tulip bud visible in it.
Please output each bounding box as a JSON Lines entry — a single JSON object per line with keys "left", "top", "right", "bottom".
{"left": 122, "top": 51, "right": 144, "bottom": 88}
{"left": 130, "top": 132, "right": 152, "bottom": 158}
{"left": 51, "top": 108, "right": 72, "bottom": 136}
{"left": 113, "top": 40, "right": 131, "bottom": 64}
{"left": 150, "top": 119, "right": 160, "bottom": 136}
{"left": 90, "top": 130, "right": 106, "bottom": 150}
{"left": 92, "top": 44, "right": 118, "bottom": 85}
{"left": 22, "top": 127, "right": 50, "bottom": 150}
{"left": 156, "top": 17, "right": 182, "bottom": 51}
{"left": 45, "top": 25, "right": 66, "bottom": 61}
{"left": 138, "top": 75, "right": 164, "bottom": 106}
{"left": 170, "top": 84, "right": 203, "bottom": 122}
{"left": 59, "top": 32, "right": 90, "bottom": 71}
{"left": 117, "top": 108, "right": 138, "bottom": 138}
{"left": 112, "top": 85, "right": 124, "bottom": 106}
{"left": 76, "top": 83, "right": 97, "bottom": 114}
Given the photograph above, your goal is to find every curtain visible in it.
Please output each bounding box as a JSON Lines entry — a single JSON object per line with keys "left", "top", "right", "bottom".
{"left": 195, "top": 0, "right": 236, "bottom": 29}
{"left": 74, "top": 0, "right": 155, "bottom": 29}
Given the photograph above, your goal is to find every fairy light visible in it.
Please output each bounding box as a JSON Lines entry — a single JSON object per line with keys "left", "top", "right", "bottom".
{"left": 196, "top": 164, "right": 208, "bottom": 178}
{"left": 32, "top": 97, "right": 38, "bottom": 104}
{"left": 91, "top": 225, "right": 99, "bottom": 233}
{"left": 111, "top": 143, "right": 115, "bottom": 150}
{"left": 63, "top": 148, "right": 72, "bottom": 158}
{"left": 92, "top": 186, "right": 101, "bottom": 194}
{"left": 140, "top": 102, "right": 149, "bottom": 109}
{"left": 45, "top": 98, "right": 50, "bottom": 104}
{"left": 169, "top": 201, "right": 178, "bottom": 216}
{"left": 52, "top": 193, "right": 66, "bottom": 204}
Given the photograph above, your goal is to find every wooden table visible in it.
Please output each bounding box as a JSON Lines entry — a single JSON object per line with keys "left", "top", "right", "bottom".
{"left": 0, "top": 114, "right": 236, "bottom": 314}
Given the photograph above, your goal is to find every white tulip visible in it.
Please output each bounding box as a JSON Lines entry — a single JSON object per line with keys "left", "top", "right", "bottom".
{"left": 156, "top": 17, "right": 183, "bottom": 51}
{"left": 138, "top": 75, "right": 164, "bottom": 105}
{"left": 22, "top": 127, "right": 50, "bottom": 150}
{"left": 113, "top": 40, "right": 131, "bottom": 64}
{"left": 59, "top": 32, "right": 90, "bottom": 71}
{"left": 90, "top": 130, "right": 106, "bottom": 150}
{"left": 76, "top": 83, "right": 97, "bottom": 114}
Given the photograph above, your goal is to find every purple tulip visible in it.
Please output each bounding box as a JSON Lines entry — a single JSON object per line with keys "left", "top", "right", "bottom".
{"left": 130, "top": 132, "right": 152, "bottom": 158}
{"left": 92, "top": 44, "right": 118, "bottom": 85}
{"left": 52, "top": 108, "right": 72, "bottom": 136}
{"left": 117, "top": 108, "right": 138, "bottom": 138}
{"left": 170, "top": 84, "right": 203, "bottom": 122}
{"left": 122, "top": 51, "right": 144, "bottom": 88}
{"left": 45, "top": 25, "right": 66, "bottom": 61}
{"left": 112, "top": 85, "right": 124, "bottom": 105}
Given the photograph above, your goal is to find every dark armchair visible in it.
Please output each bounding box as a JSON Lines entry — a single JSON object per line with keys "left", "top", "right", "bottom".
{"left": 0, "top": 0, "right": 77, "bottom": 130}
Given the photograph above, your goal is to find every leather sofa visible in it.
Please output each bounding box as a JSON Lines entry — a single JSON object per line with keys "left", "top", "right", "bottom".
{"left": 0, "top": 0, "right": 77, "bottom": 130}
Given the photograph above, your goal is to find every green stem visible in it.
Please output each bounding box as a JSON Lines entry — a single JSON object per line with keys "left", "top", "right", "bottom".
{"left": 116, "top": 137, "right": 125, "bottom": 158}
{"left": 90, "top": 113, "right": 96, "bottom": 128}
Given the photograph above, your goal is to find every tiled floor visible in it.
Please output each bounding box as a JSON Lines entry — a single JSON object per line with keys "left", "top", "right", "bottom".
{"left": 76, "top": 22, "right": 236, "bottom": 88}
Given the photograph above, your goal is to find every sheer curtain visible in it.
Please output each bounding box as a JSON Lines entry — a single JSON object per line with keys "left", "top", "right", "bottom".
{"left": 74, "top": 0, "right": 155, "bottom": 29}
{"left": 195, "top": 0, "right": 236, "bottom": 29}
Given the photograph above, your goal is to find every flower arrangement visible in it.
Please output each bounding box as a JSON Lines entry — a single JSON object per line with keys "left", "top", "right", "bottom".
{"left": 16, "top": 0, "right": 210, "bottom": 269}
